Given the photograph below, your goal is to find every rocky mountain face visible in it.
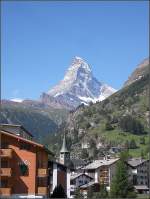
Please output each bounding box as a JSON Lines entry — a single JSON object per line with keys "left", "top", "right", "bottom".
{"left": 41, "top": 56, "right": 116, "bottom": 109}
{"left": 124, "top": 58, "right": 149, "bottom": 87}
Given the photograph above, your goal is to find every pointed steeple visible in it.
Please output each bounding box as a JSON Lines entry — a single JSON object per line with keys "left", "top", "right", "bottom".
{"left": 60, "top": 133, "right": 69, "bottom": 153}
{"left": 60, "top": 133, "right": 70, "bottom": 165}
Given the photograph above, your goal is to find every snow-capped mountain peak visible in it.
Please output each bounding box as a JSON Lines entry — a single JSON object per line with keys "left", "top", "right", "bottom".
{"left": 41, "top": 57, "right": 116, "bottom": 109}
{"left": 69, "top": 56, "right": 92, "bottom": 72}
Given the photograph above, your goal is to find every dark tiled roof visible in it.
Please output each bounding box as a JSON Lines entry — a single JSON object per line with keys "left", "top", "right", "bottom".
{"left": 80, "top": 181, "right": 98, "bottom": 188}
{"left": 0, "top": 123, "right": 33, "bottom": 137}
{"left": 127, "top": 158, "right": 149, "bottom": 167}
{"left": 71, "top": 173, "right": 93, "bottom": 180}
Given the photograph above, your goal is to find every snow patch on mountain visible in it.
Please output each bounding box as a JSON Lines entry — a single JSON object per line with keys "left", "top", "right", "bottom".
{"left": 10, "top": 98, "right": 24, "bottom": 103}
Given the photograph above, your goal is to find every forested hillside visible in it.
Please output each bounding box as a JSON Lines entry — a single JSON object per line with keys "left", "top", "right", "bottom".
{"left": 0, "top": 100, "right": 68, "bottom": 142}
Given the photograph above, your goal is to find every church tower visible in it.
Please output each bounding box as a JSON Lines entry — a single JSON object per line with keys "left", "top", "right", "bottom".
{"left": 60, "top": 133, "right": 70, "bottom": 165}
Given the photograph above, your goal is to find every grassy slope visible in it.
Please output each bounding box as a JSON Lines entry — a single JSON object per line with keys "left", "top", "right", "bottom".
{"left": 69, "top": 73, "right": 149, "bottom": 158}
{"left": 88, "top": 127, "right": 149, "bottom": 157}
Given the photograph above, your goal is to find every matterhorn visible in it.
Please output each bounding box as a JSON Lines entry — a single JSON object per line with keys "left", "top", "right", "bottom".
{"left": 41, "top": 56, "right": 116, "bottom": 109}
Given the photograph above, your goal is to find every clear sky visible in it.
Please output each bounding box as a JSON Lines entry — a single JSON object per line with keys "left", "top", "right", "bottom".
{"left": 1, "top": 1, "right": 149, "bottom": 100}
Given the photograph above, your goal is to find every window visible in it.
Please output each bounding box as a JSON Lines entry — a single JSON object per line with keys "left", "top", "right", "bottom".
{"left": 70, "top": 191, "right": 75, "bottom": 195}
{"left": 38, "top": 160, "right": 43, "bottom": 168}
{"left": 57, "top": 165, "right": 66, "bottom": 172}
{"left": 1, "top": 142, "right": 8, "bottom": 149}
{"left": 19, "top": 163, "right": 28, "bottom": 176}
{"left": 71, "top": 181, "right": 75, "bottom": 185}
{"left": 1, "top": 160, "right": 8, "bottom": 168}
{"left": 1, "top": 179, "right": 8, "bottom": 188}
{"left": 60, "top": 154, "right": 64, "bottom": 158}
{"left": 38, "top": 178, "right": 47, "bottom": 187}
{"left": 79, "top": 180, "right": 83, "bottom": 184}
{"left": 140, "top": 176, "right": 143, "bottom": 179}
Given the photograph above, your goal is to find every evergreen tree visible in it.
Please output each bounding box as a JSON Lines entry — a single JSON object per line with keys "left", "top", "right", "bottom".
{"left": 141, "top": 150, "right": 144, "bottom": 159}
{"left": 74, "top": 188, "right": 84, "bottom": 199}
{"left": 87, "top": 186, "right": 94, "bottom": 199}
{"left": 81, "top": 148, "right": 89, "bottom": 159}
{"left": 124, "top": 140, "right": 129, "bottom": 150}
{"left": 129, "top": 139, "right": 137, "bottom": 149}
{"left": 140, "top": 137, "right": 145, "bottom": 145}
{"left": 50, "top": 184, "right": 66, "bottom": 198}
{"left": 105, "top": 121, "right": 114, "bottom": 130}
{"left": 119, "top": 115, "right": 144, "bottom": 134}
{"left": 110, "top": 152, "right": 136, "bottom": 198}
{"left": 99, "top": 183, "right": 108, "bottom": 198}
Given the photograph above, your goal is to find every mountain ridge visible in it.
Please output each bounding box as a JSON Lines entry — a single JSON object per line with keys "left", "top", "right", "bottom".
{"left": 124, "top": 58, "right": 149, "bottom": 87}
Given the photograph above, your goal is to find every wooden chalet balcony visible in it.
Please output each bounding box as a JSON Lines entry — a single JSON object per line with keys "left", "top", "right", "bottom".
{"left": 0, "top": 168, "right": 12, "bottom": 177}
{"left": 37, "top": 187, "right": 47, "bottom": 195}
{"left": 100, "top": 175, "right": 109, "bottom": 179}
{"left": 38, "top": 168, "right": 48, "bottom": 177}
{"left": 100, "top": 174, "right": 109, "bottom": 178}
{"left": 101, "top": 170, "right": 108, "bottom": 173}
{"left": 0, "top": 188, "right": 11, "bottom": 196}
{"left": 0, "top": 149, "right": 12, "bottom": 158}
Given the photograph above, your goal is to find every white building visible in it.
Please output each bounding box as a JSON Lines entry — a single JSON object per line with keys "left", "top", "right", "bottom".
{"left": 70, "top": 173, "right": 93, "bottom": 197}
{"left": 127, "top": 158, "right": 149, "bottom": 194}
{"left": 83, "top": 157, "right": 119, "bottom": 191}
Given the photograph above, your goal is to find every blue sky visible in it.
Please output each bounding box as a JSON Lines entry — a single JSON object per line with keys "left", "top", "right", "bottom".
{"left": 1, "top": 1, "right": 149, "bottom": 100}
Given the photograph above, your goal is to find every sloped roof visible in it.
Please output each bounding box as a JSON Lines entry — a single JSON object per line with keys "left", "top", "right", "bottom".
{"left": 70, "top": 173, "right": 93, "bottom": 180}
{"left": 84, "top": 158, "right": 119, "bottom": 170}
{"left": 0, "top": 123, "right": 33, "bottom": 137}
{"left": 127, "top": 158, "right": 149, "bottom": 167}
{"left": 60, "top": 133, "right": 69, "bottom": 153}
{"left": 80, "top": 181, "right": 98, "bottom": 188}
{"left": 1, "top": 129, "right": 54, "bottom": 156}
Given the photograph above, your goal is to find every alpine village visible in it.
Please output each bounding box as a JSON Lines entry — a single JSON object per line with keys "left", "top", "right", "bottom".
{"left": 0, "top": 57, "right": 150, "bottom": 199}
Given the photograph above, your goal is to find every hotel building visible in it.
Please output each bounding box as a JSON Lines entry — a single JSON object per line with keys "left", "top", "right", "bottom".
{"left": 0, "top": 124, "right": 54, "bottom": 198}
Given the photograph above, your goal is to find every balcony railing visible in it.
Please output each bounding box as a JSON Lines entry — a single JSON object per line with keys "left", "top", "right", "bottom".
{"left": 0, "top": 149, "right": 12, "bottom": 158}
{"left": 37, "top": 187, "right": 47, "bottom": 195}
{"left": 38, "top": 168, "right": 48, "bottom": 177}
{"left": 100, "top": 170, "right": 108, "bottom": 173}
{"left": 100, "top": 176, "right": 109, "bottom": 179}
{"left": 0, "top": 188, "right": 11, "bottom": 196}
{"left": 0, "top": 168, "right": 12, "bottom": 177}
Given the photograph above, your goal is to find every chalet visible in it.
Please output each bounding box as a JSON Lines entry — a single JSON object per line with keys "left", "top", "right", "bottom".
{"left": 80, "top": 181, "right": 100, "bottom": 198}
{"left": 83, "top": 157, "right": 119, "bottom": 191}
{"left": 70, "top": 173, "right": 93, "bottom": 197}
{"left": 127, "top": 158, "right": 149, "bottom": 194}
